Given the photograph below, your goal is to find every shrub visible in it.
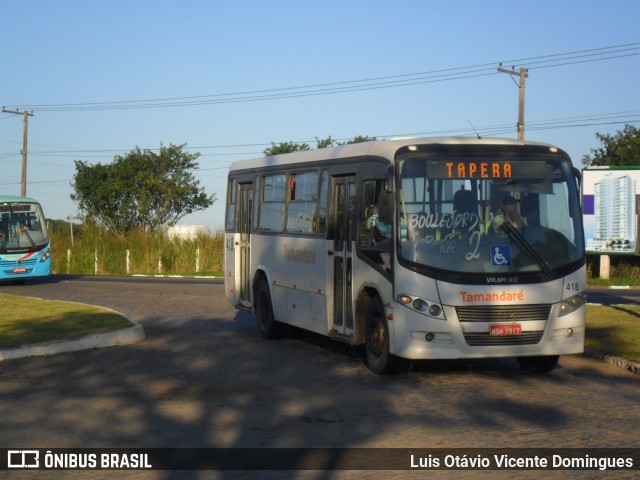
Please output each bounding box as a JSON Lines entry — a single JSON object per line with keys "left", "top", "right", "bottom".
{"left": 49, "top": 224, "right": 224, "bottom": 276}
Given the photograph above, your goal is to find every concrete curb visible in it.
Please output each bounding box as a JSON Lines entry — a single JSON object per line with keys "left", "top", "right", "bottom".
{"left": 583, "top": 349, "right": 640, "bottom": 375}
{"left": 0, "top": 303, "right": 146, "bottom": 362}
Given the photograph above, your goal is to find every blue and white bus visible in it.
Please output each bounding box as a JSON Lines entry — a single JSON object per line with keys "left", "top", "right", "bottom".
{"left": 0, "top": 195, "right": 51, "bottom": 284}
{"left": 225, "top": 137, "right": 586, "bottom": 374}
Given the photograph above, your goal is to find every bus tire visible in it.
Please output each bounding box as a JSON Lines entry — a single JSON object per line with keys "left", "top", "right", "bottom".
{"left": 255, "top": 279, "right": 283, "bottom": 339}
{"left": 364, "top": 296, "right": 396, "bottom": 374}
{"left": 517, "top": 355, "right": 559, "bottom": 374}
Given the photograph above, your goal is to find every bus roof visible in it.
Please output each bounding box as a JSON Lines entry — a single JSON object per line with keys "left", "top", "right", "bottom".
{"left": 0, "top": 195, "right": 42, "bottom": 204}
{"left": 228, "top": 136, "right": 563, "bottom": 172}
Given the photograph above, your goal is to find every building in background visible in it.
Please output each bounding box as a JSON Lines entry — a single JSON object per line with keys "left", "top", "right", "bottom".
{"left": 583, "top": 167, "right": 639, "bottom": 254}
{"left": 166, "top": 224, "right": 204, "bottom": 240}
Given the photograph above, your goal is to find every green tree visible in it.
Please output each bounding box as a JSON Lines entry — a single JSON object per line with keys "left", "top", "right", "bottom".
{"left": 337, "top": 135, "right": 377, "bottom": 145}
{"left": 264, "top": 135, "right": 377, "bottom": 155}
{"left": 582, "top": 124, "right": 640, "bottom": 166}
{"left": 315, "top": 136, "right": 335, "bottom": 149}
{"left": 71, "top": 144, "right": 215, "bottom": 233}
{"left": 263, "top": 141, "right": 310, "bottom": 156}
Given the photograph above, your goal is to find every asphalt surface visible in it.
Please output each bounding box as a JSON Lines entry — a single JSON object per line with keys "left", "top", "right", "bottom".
{"left": 0, "top": 276, "right": 638, "bottom": 480}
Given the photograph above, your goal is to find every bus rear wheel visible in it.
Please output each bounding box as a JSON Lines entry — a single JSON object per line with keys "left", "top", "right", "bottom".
{"left": 364, "top": 296, "right": 396, "bottom": 374}
{"left": 517, "top": 355, "right": 559, "bottom": 374}
{"left": 255, "top": 279, "right": 284, "bottom": 339}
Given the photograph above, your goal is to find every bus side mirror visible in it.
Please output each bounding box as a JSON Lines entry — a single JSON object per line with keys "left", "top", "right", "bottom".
{"left": 385, "top": 164, "right": 395, "bottom": 193}
{"left": 573, "top": 167, "right": 581, "bottom": 188}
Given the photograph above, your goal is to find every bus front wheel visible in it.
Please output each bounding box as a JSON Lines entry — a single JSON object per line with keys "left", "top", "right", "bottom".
{"left": 364, "top": 296, "right": 396, "bottom": 374}
{"left": 517, "top": 355, "right": 559, "bottom": 374}
{"left": 255, "top": 279, "right": 284, "bottom": 339}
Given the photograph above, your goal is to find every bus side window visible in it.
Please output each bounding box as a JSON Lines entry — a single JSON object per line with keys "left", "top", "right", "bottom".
{"left": 286, "top": 171, "right": 319, "bottom": 235}
{"left": 252, "top": 175, "right": 261, "bottom": 231}
{"left": 360, "top": 180, "right": 393, "bottom": 271}
{"left": 317, "top": 170, "right": 328, "bottom": 235}
{"left": 226, "top": 178, "right": 237, "bottom": 232}
{"left": 360, "top": 181, "right": 377, "bottom": 246}
{"left": 361, "top": 180, "right": 393, "bottom": 247}
{"left": 259, "top": 173, "right": 286, "bottom": 232}
{"left": 373, "top": 188, "right": 393, "bottom": 248}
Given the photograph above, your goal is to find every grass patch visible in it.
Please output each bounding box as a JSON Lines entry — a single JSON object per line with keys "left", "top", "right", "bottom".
{"left": 0, "top": 294, "right": 132, "bottom": 349}
{"left": 586, "top": 305, "right": 640, "bottom": 363}
{"left": 587, "top": 278, "right": 640, "bottom": 287}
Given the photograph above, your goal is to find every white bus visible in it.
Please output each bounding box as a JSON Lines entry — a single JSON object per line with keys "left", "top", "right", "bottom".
{"left": 225, "top": 137, "right": 586, "bottom": 374}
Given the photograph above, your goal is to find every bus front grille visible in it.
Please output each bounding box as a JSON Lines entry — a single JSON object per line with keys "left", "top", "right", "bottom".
{"left": 0, "top": 258, "right": 37, "bottom": 268}
{"left": 456, "top": 304, "right": 551, "bottom": 322}
{"left": 456, "top": 305, "right": 550, "bottom": 346}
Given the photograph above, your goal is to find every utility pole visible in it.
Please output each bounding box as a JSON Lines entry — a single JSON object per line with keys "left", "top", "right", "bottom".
{"left": 497, "top": 66, "right": 528, "bottom": 141}
{"left": 2, "top": 108, "right": 34, "bottom": 196}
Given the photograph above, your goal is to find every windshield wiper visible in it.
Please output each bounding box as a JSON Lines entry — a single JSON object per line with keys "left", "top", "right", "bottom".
{"left": 18, "top": 224, "right": 36, "bottom": 247}
{"left": 499, "top": 221, "right": 553, "bottom": 279}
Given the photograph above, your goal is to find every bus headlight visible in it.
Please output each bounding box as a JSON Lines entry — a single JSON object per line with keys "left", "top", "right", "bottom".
{"left": 40, "top": 250, "right": 51, "bottom": 262}
{"left": 412, "top": 298, "right": 427, "bottom": 312}
{"left": 558, "top": 293, "right": 586, "bottom": 317}
{"left": 398, "top": 294, "right": 445, "bottom": 320}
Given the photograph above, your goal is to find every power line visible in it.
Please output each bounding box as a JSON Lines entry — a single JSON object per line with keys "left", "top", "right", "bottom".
{"left": 4, "top": 43, "right": 639, "bottom": 112}
{"left": 4, "top": 111, "right": 636, "bottom": 164}
{"left": 1, "top": 117, "right": 638, "bottom": 187}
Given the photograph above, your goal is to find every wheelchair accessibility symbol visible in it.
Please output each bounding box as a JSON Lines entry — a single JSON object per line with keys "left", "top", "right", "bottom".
{"left": 490, "top": 245, "right": 512, "bottom": 267}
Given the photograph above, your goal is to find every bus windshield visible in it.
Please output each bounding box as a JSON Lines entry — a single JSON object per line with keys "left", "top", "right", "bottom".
{"left": 0, "top": 201, "right": 49, "bottom": 253}
{"left": 398, "top": 155, "right": 584, "bottom": 279}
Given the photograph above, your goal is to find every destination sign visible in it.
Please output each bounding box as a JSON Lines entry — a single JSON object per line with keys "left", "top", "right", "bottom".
{"left": 428, "top": 161, "right": 513, "bottom": 179}
{"left": 401, "top": 157, "right": 562, "bottom": 183}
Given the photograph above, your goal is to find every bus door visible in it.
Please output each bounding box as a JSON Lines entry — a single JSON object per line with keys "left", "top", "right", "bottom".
{"left": 237, "top": 182, "right": 253, "bottom": 308}
{"left": 330, "top": 175, "right": 356, "bottom": 338}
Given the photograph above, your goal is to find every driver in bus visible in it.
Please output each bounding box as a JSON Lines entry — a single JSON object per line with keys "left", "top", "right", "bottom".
{"left": 366, "top": 194, "right": 393, "bottom": 271}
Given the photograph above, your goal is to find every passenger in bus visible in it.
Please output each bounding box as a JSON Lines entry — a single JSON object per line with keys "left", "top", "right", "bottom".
{"left": 492, "top": 195, "right": 527, "bottom": 231}
{"left": 453, "top": 185, "right": 477, "bottom": 215}
{"left": 366, "top": 190, "right": 393, "bottom": 271}
{"left": 367, "top": 205, "right": 391, "bottom": 246}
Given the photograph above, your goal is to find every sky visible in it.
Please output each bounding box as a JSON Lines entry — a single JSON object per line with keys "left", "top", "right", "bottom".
{"left": 1, "top": 0, "right": 639, "bottom": 231}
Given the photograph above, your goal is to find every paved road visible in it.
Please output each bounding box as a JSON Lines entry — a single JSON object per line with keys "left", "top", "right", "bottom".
{"left": 587, "top": 286, "right": 640, "bottom": 305}
{"left": 0, "top": 276, "right": 638, "bottom": 480}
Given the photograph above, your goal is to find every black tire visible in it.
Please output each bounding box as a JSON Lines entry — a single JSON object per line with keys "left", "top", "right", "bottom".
{"left": 364, "top": 296, "right": 396, "bottom": 374}
{"left": 517, "top": 355, "right": 559, "bottom": 374}
{"left": 255, "top": 279, "right": 284, "bottom": 339}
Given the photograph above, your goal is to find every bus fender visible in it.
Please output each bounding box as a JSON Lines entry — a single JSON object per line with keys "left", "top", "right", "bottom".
{"left": 252, "top": 265, "right": 275, "bottom": 313}
{"left": 355, "top": 284, "right": 391, "bottom": 347}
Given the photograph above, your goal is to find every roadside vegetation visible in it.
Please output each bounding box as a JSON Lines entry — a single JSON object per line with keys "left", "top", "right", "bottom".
{"left": 47, "top": 221, "right": 640, "bottom": 285}
{"left": 48, "top": 223, "right": 224, "bottom": 276}
{"left": 586, "top": 256, "right": 640, "bottom": 286}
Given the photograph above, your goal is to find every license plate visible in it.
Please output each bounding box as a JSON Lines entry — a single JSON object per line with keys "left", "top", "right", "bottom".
{"left": 490, "top": 323, "right": 522, "bottom": 336}
{"left": 13, "top": 267, "right": 26, "bottom": 274}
